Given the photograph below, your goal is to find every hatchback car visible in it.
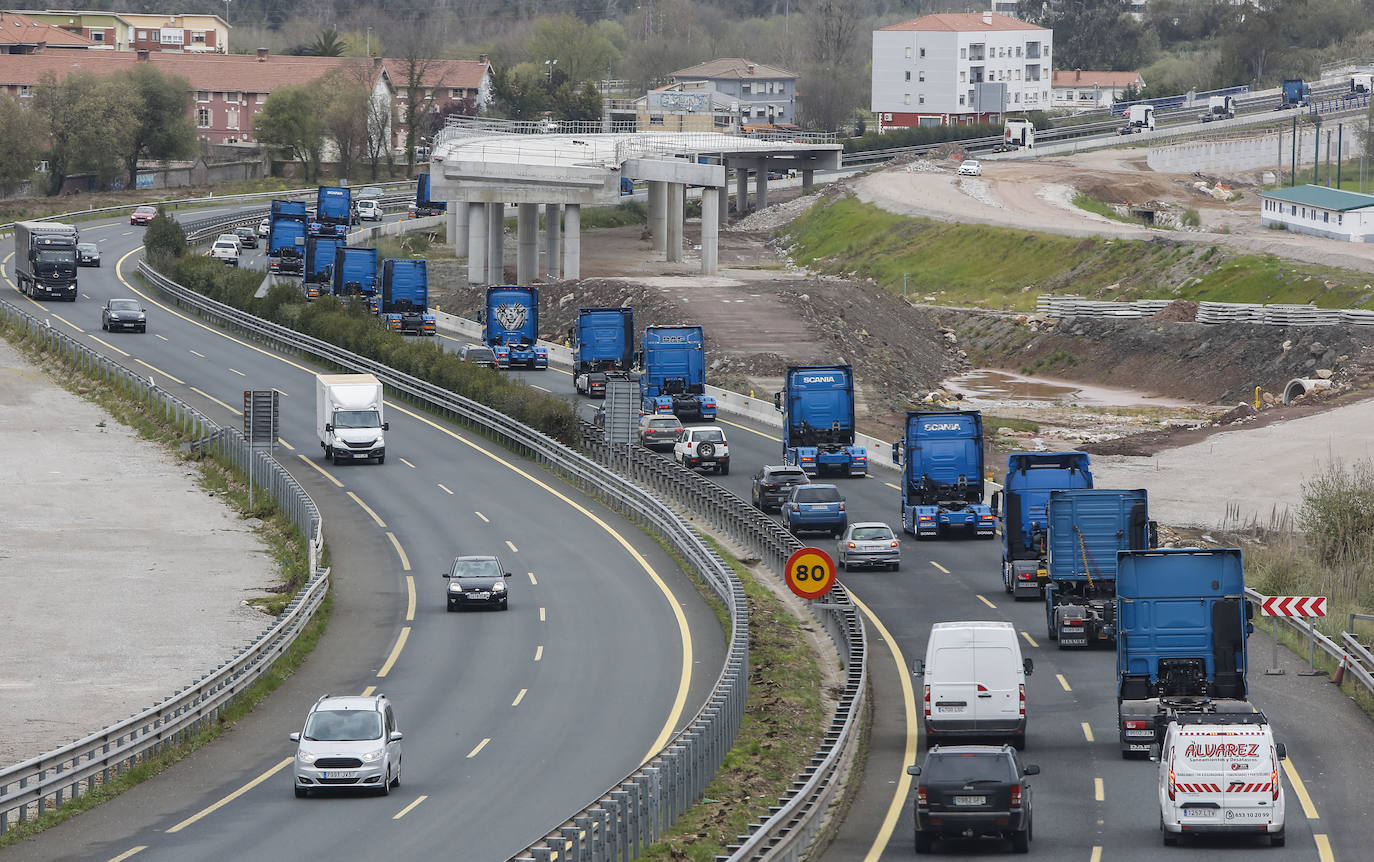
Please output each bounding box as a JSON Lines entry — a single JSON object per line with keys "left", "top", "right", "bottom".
{"left": 639, "top": 414, "right": 683, "bottom": 451}
{"left": 443, "top": 554, "right": 512, "bottom": 611}
{"left": 783, "top": 483, "right": 846, "bottom": 537}
{"left": 459, "top": 344, "right": 497, "bottom": 368}
{"left": 234, "top": 226, "right": 259, "bottom": 248}
{"left": 290, "top": 693, "right": 403, "bottom": 798}
{"left": 957, "top": 160, "right": 983, "bottom": 177}
{"left": 750, "top": 465, "right": 810, "bottom": 512}
{"left": 356, "top": 199, "right": 383, "bottom": 221}
{"left": 76, "top": 242, "right": 101, "bottom": 267}
{"left": 101, "top": 298, "right": 146, "bottom": 333}
{"left": 837, "top": 522, "right": 901, "bottom": 571}
{"left": 674, "top": 425, "right": 729, "bottom": 474}
{"left": 258, "top": 217, "right": 271, "bottom": 237}
{"left": 907, "top": 745, "right": 1038, "bottom": 854}
{"left": 129, "top": 205, "right": 157, "bottom": 225}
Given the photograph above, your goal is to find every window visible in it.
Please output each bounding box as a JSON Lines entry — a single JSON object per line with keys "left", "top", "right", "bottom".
{"left": 227, "top": 107, "right": 239, "bottom": 130}
{"left": 919, "top": 71, "right": 925, "bottom": 82}
{"left": 959, "top": 95, "right": 965, "bottom": 106}
{"left": 192, "top": 31, "right": 206, "bottom": 44}
{"left": 1338, "top": 214, "right": 1343, "bottom": 224}
{"left": 1016, "top": 46, "right": 1022, "bottom": 57}
{"left": 256, "top": 93, "right": 265, "bottom": 104}
{"left": 905, "top": 71, "right": 911, "bottom": 81}
{"left": 918, "top": 95, "right": 925, "bottom": 104}
{"left": 960, "top": 72, "right": 966, "bottom": 83}
{"left": 450, "top": 88, "right": 463, "bottom": 99}
{"left": 91, "top": 30, "right": 105, "bottom": 43}
{"left": 741, "top": 83, "right": 751, "bottom": 94}
{"left": 228, "top": 91, "right": 241, "bottom": 103}
{"left": 1291, "top": 205, "right": 1296, "bottom": 215}
{"left": 19, "top": 85, "right": 31, "bottom": 98}
{"left": 1324, "top": 212, "right": 1330, "bottom": 223}
{"left": 136, "top": 29, "right": 146, "bottom": 40}
{"left": 196, "top": 90, "right": 209, "bottom": 102}
{"left": 905, "top": 46, "right": 912, "bottom": 58}
{"left": 197, "top": 106, "right": 211, "bottom": 128}
{"left": 919, "top": 47, "right": 926, "bottom": 58}
{"left": 903, "top": 93, "right": 911, "bottom": 105}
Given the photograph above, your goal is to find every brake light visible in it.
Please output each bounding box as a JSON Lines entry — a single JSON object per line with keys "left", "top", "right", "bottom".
{"left": 1168, "top": 767, "right": 1176, "bottom": 801}
{"left": 923, "top": 684, "right": 931, "bottom": 718}
{"left": 1018, "top": 683, "right": 1025, "bottom": 716}
{"left": 918, "top": 515, "right": 934, "bottom": 522}
{"left": 1065, "top": 619, "right": 1084, "bottom": 627}
{"left": 1010, "top": 784, "right": 1022, "bottom": 807}
{"left": 838, "top": 502, "right": 846, "bottom": 512}
{"left": 1124, "top": 720, "right": 1149, "bottom": 730}
{"left": 890, "top": 540, "right": 899, "bottom": 548}
{"left": 847, "top": 542, "right": 857, "bottom": 549}
{"left": 916, "top": 785, "right": 928, "bottom": 807}
{"left": 1017, "top": 571, "right": 1033, "bottom": 580}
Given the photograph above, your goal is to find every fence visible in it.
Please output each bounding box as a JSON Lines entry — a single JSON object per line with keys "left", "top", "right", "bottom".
{"left": 0, "top": 297, "right": 325, "bottom": 835}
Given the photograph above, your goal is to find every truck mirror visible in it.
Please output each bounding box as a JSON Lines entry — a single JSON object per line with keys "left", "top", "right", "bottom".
{"left": 891, "top": 441, "right": 902, "bottom": 464}
{"left": 1023, "top": 764, "right": 1040, "bottom": 775}
{"left": 1023, "top": 658, "right": 1034, "bottom": 677}
{"left": 1245, "top": 600, "right": 1255, "bottom": 620}
{"left": 911, "top": 659, "right": 925, "bottom": 676}
{"left": 324, "top": 423, "right": 333, "bottom": 432}
{"left": 633, "top": 350, "right": 643, "bottom": 368}
{"left": 1147, "top": 521, "right": 1159, "bottom": 548}
{"left": 990, "top": 491, "right": 1001, "bottom": 512}
{"left": 382, "top": 422, "right": 390, "bottom": 431}
{"left": 773, "top": 392, "right": 782, "bottom": 411}
{"left": 476, "top": 309, "right": 486, "bottom": 324}
{"left": 906, "top": 764, "right": 921, "bottom": 776}
{"left": 1275, "top": 742, "right": 1287, "bottom": 760}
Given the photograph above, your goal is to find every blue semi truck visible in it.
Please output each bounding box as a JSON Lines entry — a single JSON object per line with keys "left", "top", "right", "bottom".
{"left": 380, "top": 259, "right": 436, "bottom": 335}
{"left": 332, "top": 247, "right": 380, "bottom": 312}
{"left": 1279, "top": 78, "right": 1311, "bottom": 108}
{"left": 572, "top": 307, "right": 634, "bottom": 397}
{"left": 312, "top": 186, "right": 353, "bottom": 237}
{"left": 1116, "top": 548, "right": 1255, "bottom": 755}
{"left": 994, "top": 452, "right": 1094, "bottom": 599}
{"left": 483, "top": 286, "right": 548, "bottom": 369}
{"left": 412, "top": 174, "right": 446, "bottom": 217}
{"left": 267, "top": 200, "right": 308, "bottom": 276}
{"left": 639, "top": 324, "right": 716, "bottom": 422}
{"left": 891, "top": 410, "right": 994, "bottom": 538}
{"left": 303, "top": 235, "right": 345, "bottom": 300}
{"left": 774, "top": 365, "right": 867, "bottom": 477}
{"left": 1044, "top": 488, "right": 1152, "bottom": 648}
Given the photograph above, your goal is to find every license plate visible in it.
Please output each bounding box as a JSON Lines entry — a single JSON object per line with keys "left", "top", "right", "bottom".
{"left": 469, "top": 591, "right": 490, "bottom": 600}
{"left": 321, "top": 771, "right": 358, "bottom": 779}
{"left": 1182, "top": 805, "right": 1212, "bottom": 815}
{"left": 935, "top": 705, "right": 965, "bottom": 713}
{"left": 953, "top": 796, "right": 986, "bottom": 806}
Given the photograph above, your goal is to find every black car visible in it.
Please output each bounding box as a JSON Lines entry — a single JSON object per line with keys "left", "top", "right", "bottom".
{"left": 101, "top": 298, "right": 146, "bottom": 333}
{"left": 907, "top": 745, "right": 1038, "bottom": 854}
{"left": 76, "top": 242, "right": 101, "bottom": 267}
{"left": 233, "top": 226, "right": 259, "bottom": 249}
{"left": 459, "top": 344, "right": 497, "bottom": 368}
{"left": 442, "top": 555, "right": 511, "bottom": 611}
{"left": 750, "top": 465, "right": 810, "bottom": 512}
{"left": 576, "top": 371, "right": 608, "bottom": 398}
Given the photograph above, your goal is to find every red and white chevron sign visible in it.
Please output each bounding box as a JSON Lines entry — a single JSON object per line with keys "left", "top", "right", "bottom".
{"left": 1260, "top": 596, "right": 1327, "bottom": 617}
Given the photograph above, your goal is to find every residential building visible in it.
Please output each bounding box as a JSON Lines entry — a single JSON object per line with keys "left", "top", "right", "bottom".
{"left": 1259, "top": 185, "right": 1374, "bottom": 242}
{"left": 17, "top": 10, "right": 228, "bottom": 53}
{"left": 1051, "top": 69, "right": 1143, "bottom": 110}
{"left": 633, "top": 84, "right": 738, "bottom": 132}
{"left": 0, "top": 11, "right": 98, "bottom": 53}
{"left": 871, "top": 12, "right": 1052, "bottom": 130}
{"left": 380, "top": 56, "right": 493, "bottom": 150}
{"left": 670, "top": 58, "right": 797, "bottom": 126}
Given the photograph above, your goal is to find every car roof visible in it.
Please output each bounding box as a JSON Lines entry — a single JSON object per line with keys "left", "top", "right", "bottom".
{"left": 849, "top": 521, "right": 892, "bottom": 530}
{"left": 688, "top": 425, "right": 725, "bottom": 432}
{"left": 925, "top": 743, "right": 1015, "bottom": 758}
{"left": 313, "top": 694, "right": 385, "bottom": 711}
{"left": 135, "top": 205, "right": 156, "bottom": 211}
{"left": 799, "top": 483, "right": 839, "bottom": 490}
{"left": 454, "top": 554, "right": 500, "bottom": 563}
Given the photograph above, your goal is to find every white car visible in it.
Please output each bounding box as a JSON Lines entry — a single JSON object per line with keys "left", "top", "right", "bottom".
{"left": 356, "top": 200, "right": 383, "bottom": 221}
{"left": 210, "top": 238, "right": 240, "bottom": 266}
{"left": 957, "top": 160, "right": 982, "bottom": 177}
{"left": 1158, "top": 716, "right": 1286, "bottom": 846}
{"left": 258, "top": 217, "right": 271, "bottom": 237}
{"left": 673, "top": 425, "right": 729, "bottom": 474}
{"left": 289, "top": 693, "right": 403, "bottom": 797}
{"left": 216, "top": 232, "right": 242, "bottom": 249}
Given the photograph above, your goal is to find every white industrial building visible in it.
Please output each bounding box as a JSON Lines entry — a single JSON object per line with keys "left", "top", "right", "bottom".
{"left": 871, "top": 12, "right": 1052, "bottom": 130}
{"left": 1259, "top": 185, "right": 1374, "bottom": 242}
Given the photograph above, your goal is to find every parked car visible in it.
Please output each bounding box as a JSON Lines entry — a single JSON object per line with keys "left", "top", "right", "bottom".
{"left": 101, "top": 298, "right": 146, "bottom": 333}
{"left": 129, "top": 205, "right": 157, "bottom": 226}
{"left": 210, "top": 238, "right": 240, "bottom": 266}
{"left": 674, "top": 425, "right": 729, "bottom": 474}
{"left": 639, "top": 414, "right": 683, "bottom": 451}
{"left": 356, "top": 200, "right": 383, "bottom": 221}
{"left": 750, "top": 465, "right": 809, "bottom": 512}
{"left": 289, "top": 693, "right": 403, "bottom": 798}
{"left": 76, "top": 242, "right": 101, "bottom": 267}
{"left": 258, "top": 217, "right": 271, "bottom": 237}
{"left": 782, "top": 483, "right": 846, "bottom": 537}
{"left": 837, "top": 522, "right": 900, "bottom": 571}
{"left": 957, "top": 160, "right": 983, "bottom": 177}
{"left": 459, "top": 344, "right": 497, "bottom": 368}
{"left": 442, "top": 554, "right": 512, "bottom": 611}
{"left": 906, "top": 744, "right": 1038, "bottom": 854}
{"left": 233, "top": 226, "right": 259, "bottom": 248}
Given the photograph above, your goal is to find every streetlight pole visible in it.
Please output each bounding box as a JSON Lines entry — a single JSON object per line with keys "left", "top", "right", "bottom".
{"left": 366, "top": 26, "right": 372, "bottom": 57}
{"left": 544, "top": 59, "right": 558, "bottom": 81}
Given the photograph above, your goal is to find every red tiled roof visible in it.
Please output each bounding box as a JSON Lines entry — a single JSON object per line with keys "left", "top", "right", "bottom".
{"left": 1051, "top": 70, "right": 1142, "bottom": 88}
{"left": 880, "top": 13, "right": 1047, "bottom": 32}
{"left": 0, "top": 10, "right": 98, "bottom": 47}
{"left": 0, "top": 50, "right": 379, "bottom": 92}
{"left": 379, "top": 58, "right": 489, "bottom": 90}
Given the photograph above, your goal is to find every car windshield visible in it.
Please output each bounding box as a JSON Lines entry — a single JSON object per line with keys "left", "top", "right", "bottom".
{"left": 795, "top": 487, "right": 842, "bottom": 503}
{"left": 78, "top": 244, "right": 97, "bottom": 253}
{"left": 925, "top": 753, "right": 1013, "bottom": 782}
{"left": 692, "top": 429, "right": 725, "bottom": 443}
{"left": 109, "top": 300, "right": 140, "bottom": 311}
{"left": 303, "top": 709, "right": 382, "bottom": 742}
{"left": 333, "top": 409, "right": 380, "bottom": 429}
{"left": 236, "top": 229, "right": 252, "bottom": 236}
{"left": 466, "top": 348, "right": 494, "bottom": 360}
{"left": 135, "top": 207, "right": 156, "bottom": 215}
{"left": 452, "top": 559, "right": 502, "bottom": 579}
{"left": 852, "top": 526, "right": 893, "bottom": 540}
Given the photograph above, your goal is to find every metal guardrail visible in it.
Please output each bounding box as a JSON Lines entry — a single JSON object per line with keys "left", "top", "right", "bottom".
{"left": 1244, "top": 587, "right": 1374, "bottom": 698}
{"left": 0, "top": 297, "right": 325, "bottom": 835}
{"left": 1037, "top": 295, "right": 1374, "bottom": 326}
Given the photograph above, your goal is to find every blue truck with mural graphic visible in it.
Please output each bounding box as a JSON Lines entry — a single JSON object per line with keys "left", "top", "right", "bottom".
{"left": 638, "top": 324, "right": 716, "bottom": 422}
{"left": 1044, "top": 488, "right": 1153, "bottom": 648}
{"left": 379, "top": 259, "right": 436, "bottom": 335}
{"left": 774, "top": 365, "right": 867, "bottom": 477}
{"left": 993, "top": 452, "right": 1094, "bottom": 599}
{"left": 412, "top": 174, "right": 446, "bottom": 217}
{"left": 1116, "top": 548, "right": 1255, "bottom": 754}
{"left": 482, "top": 285, "right": 549, "bottom": 369}
{"left": 303, "top": 234, "right": 345, "bottom": 300}
{"left": 572, "top": 307, "right": 634, "bottom": 397}
{"left": 267, "top": 199, "right": 308, "bottom": 276}
{"left": 891, "top": 410, "right": 994, "bottom": 539}
{"left": 311, "top": 186, "right": 353, "bottom": 237}
{"left": 332, "top": 246, "right": 380, "bottom": 312}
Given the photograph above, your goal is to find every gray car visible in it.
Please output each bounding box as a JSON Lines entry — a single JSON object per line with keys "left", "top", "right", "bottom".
{"left": 290, "top": 693, "right": 403, "bottom": 797}
{"left": 837, "top": 521, "right": 900, "bottom": 571}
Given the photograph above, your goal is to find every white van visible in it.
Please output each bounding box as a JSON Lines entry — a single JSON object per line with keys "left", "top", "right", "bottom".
{"left": 1157, "top": 714, "right": 1286, "bottom": 846}
{"left": 913, "top": 621, "right": 1033, "bottom": 750}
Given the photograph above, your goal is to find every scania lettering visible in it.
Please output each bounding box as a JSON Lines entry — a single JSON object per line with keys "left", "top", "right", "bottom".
{"left": 892, "top": 410, "right": 994, "bottom": 539}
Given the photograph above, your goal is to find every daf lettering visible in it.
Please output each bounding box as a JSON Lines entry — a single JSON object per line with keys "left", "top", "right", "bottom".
{"left": 659, "top": 336, "right": 687, "bottom": 343}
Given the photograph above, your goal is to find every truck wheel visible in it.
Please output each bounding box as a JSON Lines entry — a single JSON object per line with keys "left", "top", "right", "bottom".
{"left": 1003, "top": 562, "right": 1013, "bottom": 594}
{"left": 376, "top": 455, "right": 385, "bottom": 465}
{"left": 1161, "top": 815, "right": 1179, "bottom": 845}
{"left": 1011, "top": 821, "right": 1030, "bottom": 853}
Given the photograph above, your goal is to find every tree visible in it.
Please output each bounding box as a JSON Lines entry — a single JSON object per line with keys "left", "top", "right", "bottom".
{"left": 33, "top": 71, "right": 137, "bottom": 195}
{"left": 493, "top": 63, "right": 552, "bottom": 120}
{"left": 364, "top": 85, "right": 394, "bottom": 180}
{"left": 320, "top": 68, "right": 373, "bottom": 179}
{"left": 254, "top": 84, "right": 327, "bottom": 181}
{"left": 144, "top": 208, "right": 187, "bottom": 268}
{"left": 1031, "top": 0, "right": 1156, "bottom": 72}
{"left": 0, "top": 95, "right": 46, "bottom": 196}
{"left": 303, "top": 28, "right": 347, "bottom": 57}
{"left": 114, "top": 64, "right": 196, "bottom": 191}
{"left": 525, "top": 14, "right": 622, "bottom": 85}
{"left": 799, "top": 0, "right": 865, "bottom": 131}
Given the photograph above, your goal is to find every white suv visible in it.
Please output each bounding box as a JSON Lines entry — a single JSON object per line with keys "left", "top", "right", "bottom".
{"left": 957, "top": 160, "right": 982, "bottom": 177}
{"left": 289, "top": 693, "right": 403, "bottom": 797}
{"left": 356, "top": 200, "right": 382, "bottom": 221}
{"left": 210, "top": 238, "right": 240, "bottom": 266}
{"left": 674, "top": 425, "right": 730, "bottom": 474}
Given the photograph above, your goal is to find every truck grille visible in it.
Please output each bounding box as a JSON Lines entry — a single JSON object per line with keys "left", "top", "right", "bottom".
{"left": 344, "top": 440, "right": 377, "bottom": 450}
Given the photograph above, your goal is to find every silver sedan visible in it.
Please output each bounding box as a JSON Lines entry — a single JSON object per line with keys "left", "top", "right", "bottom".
{"left": 837, "top": 522, "right": 900, "bottom": 571}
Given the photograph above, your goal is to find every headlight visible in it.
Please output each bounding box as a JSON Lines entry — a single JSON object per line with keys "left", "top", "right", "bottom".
{"left": 297, "top": 750, "right": 317, "bottom": 763}
{"left": 492, "top": 581, "right": 507, "bottom": 592}
{"left": 449, "top": 582, "right": 462, "bottom": 592}
{"left": 360, "top": 748, "right": 385, "bottom": 763}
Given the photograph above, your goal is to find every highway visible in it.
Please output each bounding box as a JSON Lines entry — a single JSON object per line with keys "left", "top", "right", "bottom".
{"left": 2, "top": 207, "right": 726, "bottom": 861}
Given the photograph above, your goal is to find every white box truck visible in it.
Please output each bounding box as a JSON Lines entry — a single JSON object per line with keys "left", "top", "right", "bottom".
{"left": 1200, "top": 95, "right": 1236, "bottom": 122}
{"left": 316, "top": 373, "right": 387, "bottom": 465}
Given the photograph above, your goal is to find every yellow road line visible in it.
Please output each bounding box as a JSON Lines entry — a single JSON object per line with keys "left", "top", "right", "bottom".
{"left": 977, "top": 594, "right": 996, "bottom": 609}
{"left": 929, "top": 560, "right": 950, "bottom": 574}
{"left": 530, "top": 384, "right": 551, "bottom": 393}
{"left": 154, "top": 333, "right": 169, "bottom": 341}
{"left": 272, "top": 387, "right": 289, "bottom": 397}
{"left": 277, "top": 437, "right": 294, "bottom": 451}
{"left": 527, "top": 572, "right": 538, "bottom": 585}
{"left": 361, "top": 685, "right": 376, "bottom": 697}
{"left": 437, "top": 483, "right": 453, "bottom": 495}
{"left": 404, "top": 575, "right": 416, "bottom": 621}
{"left": 392, "top": 795, "right": 428, "bottom": 820}
{"left": 1090, "top": 847, "right": 1102, "bottom": 862}
{"left": 297, "top": 454, "right": 343, "bottom": 488}
{"left": 540, "top": 607, "right": 546, "bottom": 622}
{"left": 108, "top": 847, "right": 147, "bottom": 862}
{"left": 189, "top": 349, "right": 205, "bottom": 357}
{"left": 89, "top": 335, "right": 130, "bottom": 357}
{"left": 714, "top": 417, "right": 782, "bottom": 442}
{"left": 1057, "top": 673, "right": 1072, "bottom": 692}
{"left": 467, "top": 738, "right": 491, "bottom": 758}
{"left": 348, "top": 491, "right": 387, "bottom": 527}
{"left": 512, "top": 688, "right": 527, "bottom": 707}
{"left": 377, "top": 626, "right": 410, "bottom": 677}
{"left": 534, "top": 645, "right": 544, "bottom": 662}
{"left": 51, "top": 313, "right": 84, "bottom": 333}
{"left": 1081, "top": 722, "right": 1094, "bottom": 742}
{"left": 399, "top": 457, "right": 416, "bottom": 469}
{"left": 134, "top": 358, "right": 185, "bottom": 385}
{"left": 1094, "top": 777, "right": 1104, "bottom": 801}
{"left": 505, "top": 539, "right": 519, "bottom": 552}
{"left": 1020, "top": 631, "right": 1039, "bottom": 648}
{"left": 228, "top": 367, "right": 245, "bottom": 376}
{"left": 475, "top": 511, "right": 489, "bottom": 522}
{"left": 1315, "top": 834, "right": 1334, "bottom": 862}
{"left": 1282, "top": 757, "right": 1320, "bottom": 819}
{"left": 189, "top": 386, "right": 240, "bottom": 415}
{"left": 165, "top": 757, "right": 292, "bottom": 833}
{"left": 387, "top": 532, "right": 411, "bottom": 571}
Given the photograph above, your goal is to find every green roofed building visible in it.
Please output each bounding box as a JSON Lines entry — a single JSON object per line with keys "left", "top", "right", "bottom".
{"left": 1258, "top": 184, "right": 1374, "bottom": 242}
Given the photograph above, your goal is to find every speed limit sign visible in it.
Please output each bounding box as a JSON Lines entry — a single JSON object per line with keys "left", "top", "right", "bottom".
{"left": 785, "top": 547, "right": 837, "bottom": 600}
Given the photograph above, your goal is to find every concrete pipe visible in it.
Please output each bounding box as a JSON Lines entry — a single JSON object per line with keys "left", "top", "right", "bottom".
{"left": 1282, "top": 378, "right": 1332, "bottom": 405}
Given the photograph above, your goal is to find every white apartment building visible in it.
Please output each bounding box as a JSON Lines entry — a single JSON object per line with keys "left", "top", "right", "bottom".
{"left": 871, "top": 12, "right": 1053, "bottom": 130}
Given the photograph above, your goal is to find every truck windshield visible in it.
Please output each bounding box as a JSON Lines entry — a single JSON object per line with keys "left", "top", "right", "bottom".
{"left": 333, "top": 409, "right": 381, "bottom": 429}
{"left": 37, "top": 250, "right": 76, "bottom": 264}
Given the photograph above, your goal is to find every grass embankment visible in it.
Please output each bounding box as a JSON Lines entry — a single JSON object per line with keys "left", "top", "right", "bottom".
{"left": 781, "top": 195, "right": 1374, "bottom": 312}
{"left": 0, "top": 314, "right": 326, "bottom": 847}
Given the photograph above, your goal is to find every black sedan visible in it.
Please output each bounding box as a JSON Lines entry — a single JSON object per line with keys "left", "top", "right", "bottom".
{"left": 76, "top": 243, "right": 101, "bottom": 267}
{"left": 907, "top": 745, "right": 1038, "bottom": 854}
{"left": 101, "top": 298, "right": 147, "bottom": 333}
{"left": 442, "top": 555, "right": 511, "bottom": 611}
{"left": 233, "top": 226, "right": 259, "bottom": 249}
{"left": 750, "top": 465, "right": 809, "bottom": 512}
{"left": 459, "top": 344, "right": 498, "bottom": 368}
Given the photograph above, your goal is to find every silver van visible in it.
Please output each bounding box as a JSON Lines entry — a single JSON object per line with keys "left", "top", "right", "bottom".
{"left": 913, "top": 621, "right": 1033, "bottom": 750}
{"left": 290, "top": 693, "right": 403, "bottom": 797}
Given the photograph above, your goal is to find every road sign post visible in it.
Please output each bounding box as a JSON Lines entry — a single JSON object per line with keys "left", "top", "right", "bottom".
{"left": 784, "top": 547, "right": 836, "bottom": 601}
{"left": 1259, "top": 595, "right": 1328, "bottom": 677}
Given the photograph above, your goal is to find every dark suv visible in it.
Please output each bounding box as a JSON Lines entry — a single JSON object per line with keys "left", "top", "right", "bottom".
{"left": 750, "top": 465, "right": 809, "bottom": 512}
{"left": 906, "top": 745, "right": 1038, "bottom": 854}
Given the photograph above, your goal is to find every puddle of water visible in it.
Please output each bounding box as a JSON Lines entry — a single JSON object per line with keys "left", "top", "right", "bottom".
{"left": 943, "top": 369, "right": 1197, "bottom": 407}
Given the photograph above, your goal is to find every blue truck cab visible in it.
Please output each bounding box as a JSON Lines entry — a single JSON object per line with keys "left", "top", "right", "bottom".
{"left": 268, "top": 199, "right": 308, "bottom": 276}
{"left": 774, "top": 365, "right": 867, "bottom": 477}
{"left": 413, "top": 174, "right": 446, "bottom": 217}
{"left": 1116, "top": 548, "right": 1255, "bottom": 754}
{"left": 304, "top": 235, "right": 345, "bottom": 300}
{"left": 483, "top": 285, "right": 548, "bottom": 369}
{"left": 994, "top": 452, "right": 1093, "bottom": 599}
{"left": 1044, "top": 488, "right": 1152, "bottom": 648}
{"left": 638, "top": 324, "right": 716, "bottom": 422}
{"left": 574, "top": 307, "right": 635, "bottom": 373}
{"left": 312, "top": 186, "right": 352, "bottom": 237}
{"left": 891, "top": 410, "right": 993, "bottom": 538}
{"left": 332, "top": 247, "right": 380, "bottom": 312}
{"left": 380, "top": 259, "right": 436, "bottom": 336}
{"left": 1279, "top": 78, "right": 1311, "bottom": 108}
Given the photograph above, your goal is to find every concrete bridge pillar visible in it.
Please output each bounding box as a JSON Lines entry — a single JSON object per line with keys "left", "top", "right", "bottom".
{"left": 666, "top": 183, "right": 684, "bottom": 263}
{"left": 486, "top": 202, "right": 504, "bottom": 284}
{"left": 701, "top": 187, "right": 719, "bottom": 275}
{"left": 757, "top": 170, "right": 770, "bottom": 211}
{"left": 466, "top": 201, "right": 487, "bottom": 284}
{"left": 649, "top": 181, "right": 667, "bottom": 253}
{"left": 544, "top": 203, "right": 561, "bottom": 279}
{"left": 802, "top": 169, "right": 814, "bottom": 191}
{"left": 448, "top": 201, "right": 468, "bottom": 257}
{"left": 517, "top": 203, "right": 538, "bottom": 284}
{"left": 718, "top": 162, "right": 730, "bottom": 226}
{"left": 563, "top": 204, "right": 581, "bottom": 279}
{"left": 736, "top": 167, "right": 749, "bottom": 215}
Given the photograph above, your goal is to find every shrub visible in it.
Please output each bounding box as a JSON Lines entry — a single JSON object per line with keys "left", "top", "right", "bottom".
{"left": 144, "top": 209, "right": 186, "bottom": 269}
{"left": 1298, "top": 458, "right": 1374, "bottom": 569}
